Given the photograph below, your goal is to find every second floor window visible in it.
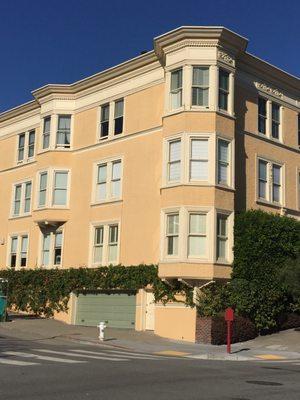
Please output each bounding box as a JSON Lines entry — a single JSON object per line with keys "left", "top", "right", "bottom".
{"left": 190, "top": 139, "right": 208, "bottom": 181}
{"left": 192, "top": 67, "right": 209, "bottom": 107}
{"left": 258, "top": 159, "right": 282, "bottom": 204}
{"left": 271, "top": 103, "right": 280, "bottom": 139}
{"left": 258, "top": 97, "right": 267, "bottom": 134}
{"left": 166, "top": 214, "right": 179, "bottom": 256}
{"left": 56, "top": 115, "right": 71, "bottom": 148}
{"left": 17, "top": 130, "right": 35, "bottom": 162}
{"left": 43, "top": 117, "right": 51, "bottom": 149}
{"left": 218, "top": 69, "right": 229, "bottom": 111}
{"left": 12, "top": 181, "right": 32, "bottom": 216}
{"left": 38, "top": 170, "right": 69, "bottom": 208}
{"left": 217, "top": 139, "right": 229, "bottom": 185}
{"left": 95, "top": 159, "right": 122, "bottom": 202}
{"left": 170, "top": 69, "right": 182, "bottom": 110}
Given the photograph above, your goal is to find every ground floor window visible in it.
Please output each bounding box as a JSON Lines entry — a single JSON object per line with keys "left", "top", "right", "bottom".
{"left": 8, "top": 234, "right": 28, "bottom": 268}
{"left": 41, "top": 230, "right": 63, "bottom": 267}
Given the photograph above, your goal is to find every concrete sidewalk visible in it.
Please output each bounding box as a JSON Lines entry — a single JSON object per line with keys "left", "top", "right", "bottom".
{"left": 0, "top": 314, "right": 299, "bottom": 362}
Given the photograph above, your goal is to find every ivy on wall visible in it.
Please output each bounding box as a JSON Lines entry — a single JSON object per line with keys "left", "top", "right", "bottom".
{"left": 0, "top": 265, "right": 193, "bottom": 317}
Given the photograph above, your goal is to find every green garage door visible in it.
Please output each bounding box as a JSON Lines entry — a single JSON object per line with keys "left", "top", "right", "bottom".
{"left": 75, "top": 292, "right": 136, "bottom": 329}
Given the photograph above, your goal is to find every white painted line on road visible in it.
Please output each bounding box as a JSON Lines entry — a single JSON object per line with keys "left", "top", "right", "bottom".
{"left": 33, "top": 349, "right": 128, "bottom": 362}
{"left": 72, "top": 348, "right": 178, "bottom": 360}
{"left": 0, "top": 358, "right": 39, "bottom": 366}
{"left": 2, "top": 351, "right": 86, "bottom": 364}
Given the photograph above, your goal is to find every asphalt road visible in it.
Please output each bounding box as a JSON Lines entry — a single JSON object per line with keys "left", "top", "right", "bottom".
{"left": 0, "top": 335, "right": 299, "bottom": 400}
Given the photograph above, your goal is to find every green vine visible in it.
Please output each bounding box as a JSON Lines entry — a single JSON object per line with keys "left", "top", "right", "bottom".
{"left": 0, "top": 265, "right": 193, "bottom": 317}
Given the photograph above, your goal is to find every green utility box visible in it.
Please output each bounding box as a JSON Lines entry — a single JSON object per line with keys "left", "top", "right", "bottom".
{"left": 0, "top": 278, "right": 8, "bottom": 322}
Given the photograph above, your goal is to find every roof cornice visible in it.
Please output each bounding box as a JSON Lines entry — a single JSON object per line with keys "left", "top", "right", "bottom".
{"left": 0, "top": 100, "right": 39, "bottom": 124}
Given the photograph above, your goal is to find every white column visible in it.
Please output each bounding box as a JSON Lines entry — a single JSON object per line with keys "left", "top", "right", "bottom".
{"left": 184, "top": 65, "right": 192, "bottom": 110}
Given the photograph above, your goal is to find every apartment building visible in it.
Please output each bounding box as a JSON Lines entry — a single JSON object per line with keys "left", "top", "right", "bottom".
{"left": 0, "top": 26, "right": 299, "bottom": 342}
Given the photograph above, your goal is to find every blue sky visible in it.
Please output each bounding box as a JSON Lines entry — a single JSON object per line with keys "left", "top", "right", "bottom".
{"left": 0, "top": 0, "right": 299, "bottom": 113}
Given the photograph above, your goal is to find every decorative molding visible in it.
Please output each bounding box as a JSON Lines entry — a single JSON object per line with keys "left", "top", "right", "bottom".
{"left": 254, "top": 81, "right": 283, "bottom": 98}
{"left": 165, "top": 39, "right": 219, "bottom": 54}
{"left": 218, "top": 50, "right": 235, "bottom": 66}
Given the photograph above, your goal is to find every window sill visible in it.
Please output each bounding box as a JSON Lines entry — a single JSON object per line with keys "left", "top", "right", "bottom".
{"left": 15, "top": 159, "right": 36, "bottom": 167}
{"left": 215, "top": 260, "right": 232, "bottom": 266}
{"left": 33, "top": 206, "right": 70, "bottom": 211}
{"left": 161, "top": 183, "right": 233, "bottom": 190}
{"left": 163, "top": 107, "right": 185, "bottom": 118}
{"left": 256, "top": 132, "right": 283, "bottom": 145}
{"left": 216, "top": 109, "right": 235, "bottom": 119}
{"left": 215, "top": 184, "right": 235, "bottom": 192}
{"left": 9, "top": 214, "right": 32, "bottom": 220}
{"left": 256, "top": 199, "right": 282, "bottom": 209}
{"left": 91, "top": 199, "right": 123, "bottom": 207}
{"left": 98, "top": 133, "right": 125, "bottom": 143}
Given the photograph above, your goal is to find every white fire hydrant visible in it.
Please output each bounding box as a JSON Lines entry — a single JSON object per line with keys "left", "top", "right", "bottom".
{"left": 98, "top": 321, "right": 106, "bottom": 341}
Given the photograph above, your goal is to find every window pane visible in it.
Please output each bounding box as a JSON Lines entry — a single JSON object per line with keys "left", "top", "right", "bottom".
{"left": 188, "top": 236, "right": 206, "bottom": 257}
{"left": 170, "top": 91, "right": 182, "bottom": 109}
{"left": 108, "top": 245, "right": 118, "bottom": 263}
{"left": 171, "top": 69, "right": 182, "bottom": 90}
{"left": 193, "top": 67, "right": 209, "bottom": 86}
{"left": 53, "top": 189, "right": 67, "bottom": 205}
{"left": 191, "top": 140, "right": 208, "bottom": 159}
{"left": 101, "top": 104, "right": 109, "bottom": 121}
{"left": 111, "top": 181, "right": 120, "bottom": 198}
{"left": 258, "top": 116, "right": 266, "bottom": 134}
{"left": 11, "top": 237, "right": 18, "bottom": 252}
{"left": 94, "top": 227, "right": 104, "bottom": 245}
{"left": 55, "top": 172, "right": 68, "bottom": 188}
{"left": 167, "top": 214, "right": 179, "bottom": 235}
{"left": 114, "top": 117, "right": 123, "bottom": 135}
{"left": 24, "top": 182, "right": 32, "bottom": 213}
{"left": 259, "top": 160, "right": 267, "bottom": 180}
{"left": 28, "top": 131, "right": 35, "bottom": 157}
{"left": 189, "top": 214, "right": 206, "bottom": 234}
{"left": 191, "top": 160, "right": 208, "bottom": 180}
{"left": 112, "top": 161, "right": 121, "bottom": 180}
{"left": 114, "top": 100, "right": 124, "bottom": 118}
{"left": 273, "top": 185, "right": 280, "bottom": 202}
{"left": 192, "top": 87, "right": 209, "bottom": 106}
{"left": 258, "top": 98, "right": 266, "bottom": 116}
{"left": 219, "top": 92, "right": 228, "bottom": 110}
{"left": 218, "top": 164, "right": 228, "bottom": 184}
{"left": 217, "top": 238, "right": 226, "bottom": 259}
{"left": 259, "top": 181, "right": 266, "bottom": 199}
{"left": 169, "top": 140, "right": 181, "bottom": 162}
{"left": 272, "top": 104, "right": 280, "bottom": 122}
{"left": 218, "top": 140, "right": 229, "bottom": 163}
{"left": 219, "top": 70, "right": 229, "bottom": 91}
{"left": 55, "top": 232, "right": 62, "bottom": 247}
{"left": 97, "top": 183, "right": 106, "bottom": 200}
{"left": 58, "top": 115, "right": 71, "bottom": 130}
{"left": 15, "top": 185, "right": 21, "bottom": 201}
{"left": 169, "top": 162, "right": 181, "bottom": 181}
{"left": 109, "top": 225, "right": 118, "bottom": 243}
{"left": 98, "top": 165, "right": 107, "bottom": 183}
{"left": 21, "top": 236, "right": 28, "bottom": 253}
{"left": 272, "top": 165, "right": 281, "bottom": 185}
{"left": 40, "top": 173, "right": 48, "bottom": 190}
{"left": 167, "top": 236, "right": 178, "bottom": 256}
{"left": 93, "top": 246, "right": 103, "bottom": 263}
{"left": 44, "top": 117, "right": 51, "bottom": 133}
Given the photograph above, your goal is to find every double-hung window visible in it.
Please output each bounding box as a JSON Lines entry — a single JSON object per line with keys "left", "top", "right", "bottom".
{"left": 41, "top": 230, "right": 63, "bottom": 267}
{"left": 190, "top": 139, "right": 208, "bottom": 181}
{"left": 167, "top": 140, "right": 181, "bottom": 183}
{"left": 9, "top": 235, "right": 28, "bottom": 268}
{"left": 258, "top": 158, "right": 282, "bottom": 204}
{"left": 95, "top": 159, "right": 122, "bottom": 202}
{"left": 100, "top": 104, "right": 110, "bottom": 138}
{"left": 56, "top": 115, "right": 71, "bottom": 148}
{"left": 192, "top": 67, "right": 209, "bottom": 107}
{"left": 258, "top": 97, "right": 267, "bottom": 134}
{"left": 17, "top": 130, "right": 35, "bottom": 162}
{"left": 166, "top": 214, "right": 179, "bottom": 256}
{"left": 218, "top": 69, "right": 230, "bottom": 111}
{"left": 43, "top": 117, "right": 51, "bottom": 149}
{"left": 18, "top": 134, "right": 25, "bottom": 162}
{"left": 217, "top": 139, "right": 230, "bottom": 185}
{"left": 92, "top": 224, "right": 119, "bottom": 265}
{"left": 53, "top": 171, "right": 68, "bottom": 206}
{"left": 188, "top": 213, "right": 206, "bottom": 257}
{"left": 216, "top": 214, "right": 228, "bottom": 261}
{"left": 38, "top": 172, "right": 48, "bottom": 207}
{"left": 12, "top": 181, "right": 32, "bottom": 217}
{"left": 271, "top": 103, "right": 280, "bottom": 139}
{"left": 170, "top": 69, "right": 182, "bottom": 110}
{"left": 114, "top": 99, "right": 124, "bottom": 135}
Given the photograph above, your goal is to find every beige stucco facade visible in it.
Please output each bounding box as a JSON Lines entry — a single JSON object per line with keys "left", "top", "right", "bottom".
{"left": 0, "top": 26, "right": 299, "bottom": 342}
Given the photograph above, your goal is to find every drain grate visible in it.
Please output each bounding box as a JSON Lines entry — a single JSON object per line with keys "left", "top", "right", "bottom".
{"left": 246, "top": 380, "right": 283, "bottom": 386}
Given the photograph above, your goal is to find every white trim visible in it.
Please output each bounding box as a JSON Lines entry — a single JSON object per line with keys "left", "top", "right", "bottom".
{"left": 6, "top": 232, "right": 30, "bottom": 269}
{"left": 10, "top": 179, "right": 33, "bottom": 218}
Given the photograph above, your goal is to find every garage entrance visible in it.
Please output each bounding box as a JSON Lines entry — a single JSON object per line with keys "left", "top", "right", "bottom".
{"left": 75, "top": 291, "right": 136, "bottom": 329}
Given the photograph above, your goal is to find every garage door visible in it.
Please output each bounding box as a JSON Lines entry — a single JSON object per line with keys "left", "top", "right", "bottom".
{"left": 75, "top": 292, "right": 136, "bottom": 329}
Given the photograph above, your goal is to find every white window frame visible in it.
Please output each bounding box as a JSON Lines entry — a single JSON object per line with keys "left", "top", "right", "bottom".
{"left": 39, "top": 229, "right": 64, "bottom": 268}
{"left": 36, "top": 168, "right": 71, "bottom": 209}
{"left": 92, "top": 157, "right": 123, "bottom": 204}
{"left": 169, "top": 68, "right": 183, "bottom": 111}
{"left": 16, "top": 129, "right": 36, "bottom": 164}
{"left": 7, "top": 233, "right": 29, "bottom": 269}
{"left": 187, "top": 212, "right": 208, "bottom": 259}
{"left": 256, "top": 156, "right": 284, "bottom": 205}
{"left": 56, "top": 114, "right": 72, "bottom": 149}
{"left": 191, "top": 66, "right": 210, "bottom": 108}
{"left": 98, "top": 98, "right": 125, "bottom": 141}
{"left": 11, "top": 180, "right": 32, "bottom": 218}
{"left": 90, "top": 221, "right": 120, "bottom": 266}
{"left": 256, "top": 96, "right": 283, "bottom": 143}
{"left": 216, "top": 137, "right": 232, "bottom": 187}
{"left": 189, "top": 137, "right": 209, "bottom": 183}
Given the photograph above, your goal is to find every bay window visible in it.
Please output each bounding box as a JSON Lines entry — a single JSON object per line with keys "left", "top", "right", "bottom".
{"left": 190, "top": 139, "right": 208, "bottom": 181}
{"left": 188, "top": 213, "right": 206, "bottom": 257}
{"left": 192, "top": 67, "right": 209, "bottom": 107}
{"left": 170, "top": 69, "right": 182, "bottom": 109}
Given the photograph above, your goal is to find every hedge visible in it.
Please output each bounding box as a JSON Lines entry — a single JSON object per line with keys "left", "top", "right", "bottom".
{"left": 0, "top": 265, "right": 194, "bottom": 317}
